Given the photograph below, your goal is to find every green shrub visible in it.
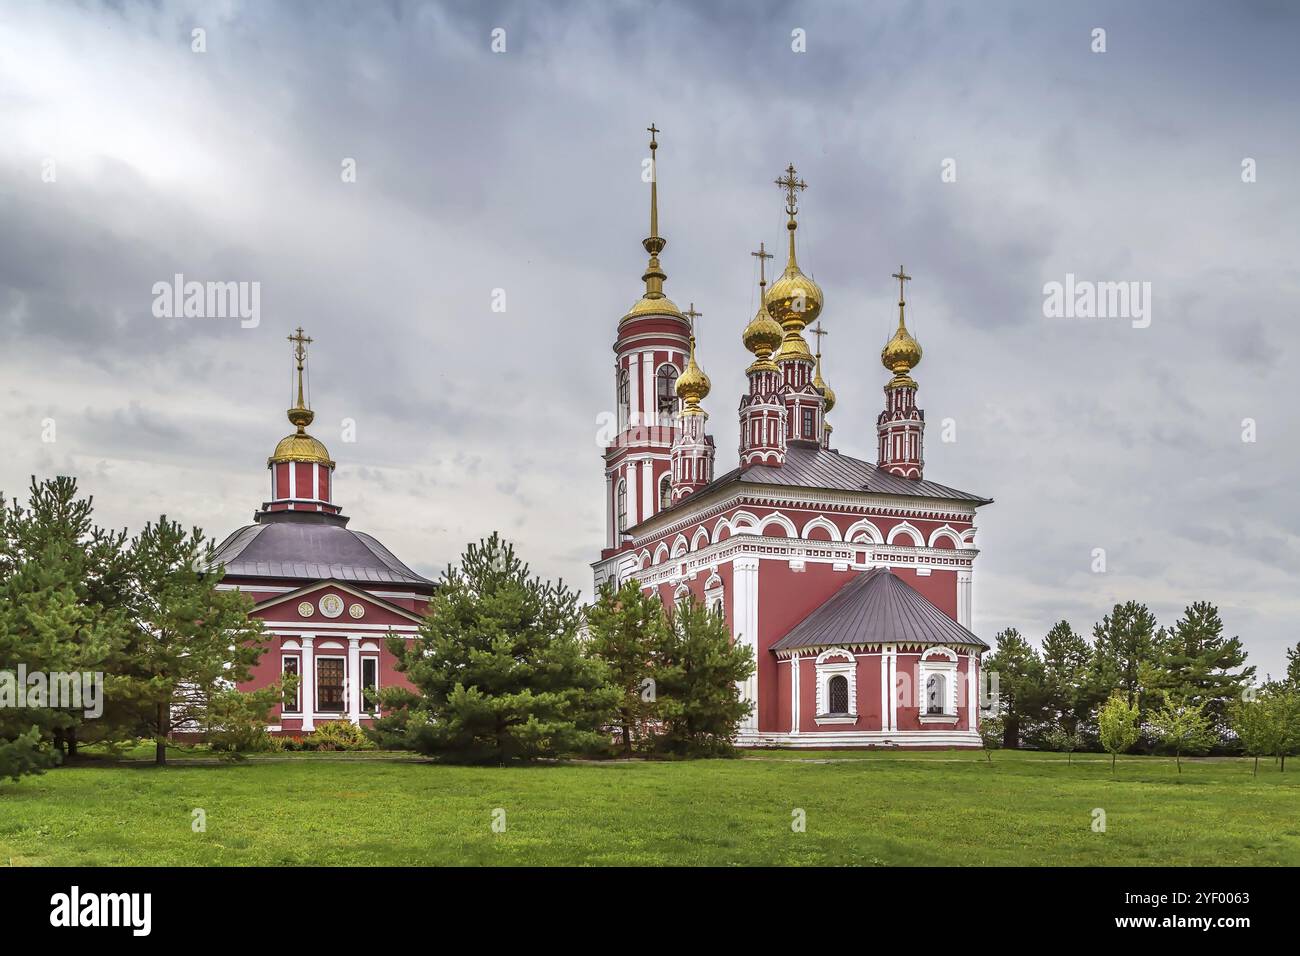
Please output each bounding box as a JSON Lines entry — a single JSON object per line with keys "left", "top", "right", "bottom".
{"left": 305, "top": 721, "right": 374, "bottom": 752}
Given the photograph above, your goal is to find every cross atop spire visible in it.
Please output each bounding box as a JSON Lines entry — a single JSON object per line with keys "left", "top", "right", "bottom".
{"left": 751, "top": 242, "right": 773, "bottom": 287}
{"left": 775, "top": 163, "right": 807, "bottom": 217}
{"left": 287, "top": 327, "right": 315, "bottom": 429}
{"left": 811, "top": 320, "right": 828, "bottom": 356}
{"left": 684, "top": 302, "right": 702, "bottom": 333}
{"left": 647, "top": 122, "right": 659, "bottom": 150}
{"left": 891, "top": 265, "right": 912, "bottom": 304}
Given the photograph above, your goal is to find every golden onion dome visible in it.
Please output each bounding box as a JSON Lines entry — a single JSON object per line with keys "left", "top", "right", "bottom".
{"left": 814, "top": 367, "right": 836, "bottom": 413}
{"left": 675, "top": 336, "right": 711, "bottom": 412}
{"left": 881, "top": 321, "right": 923, "bottom": 383}
{"left": 742, "top": 303, "right": 783, "bottom": 358}
{"left": 764, "top": 260, "right": 823, "bottom": 329}
{"left": 269, "top": 429, "right": 334, "bottom": 467}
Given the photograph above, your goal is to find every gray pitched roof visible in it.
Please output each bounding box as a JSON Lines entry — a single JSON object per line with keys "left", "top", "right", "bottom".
{"left": 209, "top": 514, "right": 435, "bottom": 589}
{"left": 770, "top": 567, "right": 988, "bottom": 653}
{"left": 631, "top": 443, "right": 989, "bottom": 534}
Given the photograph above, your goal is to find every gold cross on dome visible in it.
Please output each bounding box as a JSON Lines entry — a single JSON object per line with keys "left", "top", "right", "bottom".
{"left": 288, "top": 326, "right": 313, "bottom": 367}
{"left": 647, "top": 123, "right": 659, "bottom": 150}
{"left": 775, "top": 163, "right": 807, "bottom": 215}
{"left": 892, "top": 265, "right": 912, "bottom": 303}
{"left": 751, "top": 242, "right": 773, "bottom": 285}
{"left": 811, "top": 321, "right": 828, "bottom": 355}
{"left": 683, "top": 302, "right": 702, "bottom": 333}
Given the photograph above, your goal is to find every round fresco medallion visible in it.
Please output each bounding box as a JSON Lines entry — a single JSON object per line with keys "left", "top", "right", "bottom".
{"left": 318, "top": 593, "right": 345, "bottom": 619}
{"left": 348, "top": 603, "right": 365, "bottom": 620}
{"left": 297, "top": 601, "right": 314, "bottom": 618}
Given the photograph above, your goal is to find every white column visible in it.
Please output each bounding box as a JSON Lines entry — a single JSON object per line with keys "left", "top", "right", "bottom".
{"left": 957, "top": 570, "right": 973, "bottom": 629}
{"left": 642, "top": 349, "right": 655, "bottom": 428}
{"left": 347, "top": 637, "right": 362, "bottom": 725}
{"left": 605, "top": 473, "right": 615, "bottom": 548}
{"left": 628, "top": 353, "right": 641, "bottom": 426}
{"left": 790, "top": 653, "right": 800, "bottom": 735}
{"left": 300, "top": 636, "right": 316, "bottom": 731}
{"left": 967, "top": 652, "right": 979, "bottom": 729}
{"left": 641, "top": 457, "right": 654, "bottom": 520}
{"left": 733, "top": 557, "right": 760, "bottom": 734}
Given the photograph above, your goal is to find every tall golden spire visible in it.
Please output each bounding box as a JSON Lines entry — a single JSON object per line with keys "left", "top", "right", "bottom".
{"left": 764, "top": 163, "right": 823, "bottom": 360}
{"left": 641, "top": 123, "right": 667, "bottom": 300}
{"left": 270, "top": 327, "right": 333, "bottom": 467}
{"left": 881, "top": 265, "right": 923, "bottom": 387}
{"left": 624, "top": 124, "right": 684, "bottom": 322}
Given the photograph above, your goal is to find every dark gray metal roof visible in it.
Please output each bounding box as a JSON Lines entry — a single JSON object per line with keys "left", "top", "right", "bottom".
{"left": 209, "top": 514, "right": 435, "bottom": 589}
{"left": 633, "top": 444, "right": 990, "bottom": 534}
{"left": 771, "top": 567, "right": 988, "bottom": 652}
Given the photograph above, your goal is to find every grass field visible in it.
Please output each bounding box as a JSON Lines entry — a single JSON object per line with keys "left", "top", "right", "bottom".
{"left": 1, "top": 750, "right": 1297, "bottom": 866}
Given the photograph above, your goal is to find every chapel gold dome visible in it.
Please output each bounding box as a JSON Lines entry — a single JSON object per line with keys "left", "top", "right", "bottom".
{"left": 742, "top": 304, "right": 784, "bottom": 356}
{"left": 675, "top": 353, "right": 711, "bottom": 406}
{"left": 623, "top": 294, "right": 685, "bottom": 323}
{"left": 269, "top": 431, "right": 334, "bottom": 467}
{"left": 881, "top": 324, "right": 923, "bottom": 376}
{"left": 764, "top": 262, "right": 823, "bottom": 328}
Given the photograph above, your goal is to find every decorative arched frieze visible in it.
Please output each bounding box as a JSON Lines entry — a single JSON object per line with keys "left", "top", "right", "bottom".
{"left": 928, "top": 525, "right": 963, "bottom": 549}
{"left": 844, "top": 518, "right": 884, "bottom": 545}
{"left": 730, "top": 510, "right": 761, "bottom": 535}
{"left": 801, "top": 516, "right": 842, "bottom": 542}
{"left": 670, "top": 534, "right": 689, "bottom": 558}
{"left": 710, "top": 516, "right": 730, "bottom": 543}
{"left": 653, "top": 542, "right": 671, "bottom": 566}
{"left": 690, "top": 527, "right": 710, "bottom": 551}
{"left": 758, "top": 512, "right": 797, "bottom": 538}
{"left": 887, "top": 521, "right": 924, "bottom": 546}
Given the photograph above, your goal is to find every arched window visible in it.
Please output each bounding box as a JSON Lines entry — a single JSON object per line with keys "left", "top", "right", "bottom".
{"left": 616, "top": 480, "right": 627, "bottom": 533}
{"left": 617, "top": 369, "right": 630, "bottom": 432}
{"left": 658, "top": 474, "right": 672, "bottom": 510}
{"left": 926, "top": 673, "right": 948, "bottom": 715}
{"left": 828, "top": 675, "right": 849, "bottom": 716}
{"left": 656, "top": 364, "right": 679, "bottom": 425}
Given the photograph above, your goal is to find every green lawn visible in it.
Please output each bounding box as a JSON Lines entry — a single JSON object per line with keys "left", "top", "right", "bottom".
{"left": 1, "top": 750, "right": 1296, "bottom": 866}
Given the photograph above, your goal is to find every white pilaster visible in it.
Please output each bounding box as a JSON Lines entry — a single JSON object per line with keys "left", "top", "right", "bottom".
{"left": 628, "top": 353, "right": 641, "bottom": 426}
{"left": 967, "top": 652, "right": 978, "bottom": 730}
{"left": 879, "top": 649, "right": 888, "bottom": 730}
{"left": 300, "top": 636, "right": 316, "bottom": 731}
{"left": 347, "top": 637, "right": 362, "bottom": 725}
{"left": 733, "top": 557, "right": 760, "bottom": 733}
{"left": 886, "top": 644, "right": 898, "bottom": 732}
{"left": 641, "top": 457, "right": 654, "bottom": 521}
{"left": 957, "top": 570, "right": 973, "bottom": 630}
{"left": 790, "top": 652, "right": 800, "bottom": 735}
{"left": 642, "top": 349, "right": 655, "bottom": 426}
{"left": 605, "top": 473, "right": 615, "bottom": 548}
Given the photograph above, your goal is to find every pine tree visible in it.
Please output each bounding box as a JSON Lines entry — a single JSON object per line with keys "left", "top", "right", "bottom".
{"left": 113, "top": 518, "right": 266, "bottom": 765}
{"left": 387, "top": 534, "right": 618, "bottom": 764}
{"left": 1040, "top": 620, "right": 1093, "bottom": 737}
{"left": 1147, "top": 603, "right": 1253, "bottom": 741}
{"left": 984, "top": 628, "right": 1047, "bottom": 748}
{"left": 1283, "top": 641, "right": 1300, "bottom": 690}
{"left": 1091, "top": 602, "right": 1157, "bottom": 711}
{"left": 585, "top": 579, "right": 665, "bottom": 755}
{"left": 651, "top": 596, "right": 754, "bottom": 757}
{"left": 0, "top": 477, "right": 131, "bottom": 771}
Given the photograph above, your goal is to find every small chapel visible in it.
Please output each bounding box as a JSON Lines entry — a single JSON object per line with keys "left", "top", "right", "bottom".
{"left": 592, "top": 127, "right": 993, "bottom": 747}
{"left": 210, "top": 330, "right": 433, "bottom": 733}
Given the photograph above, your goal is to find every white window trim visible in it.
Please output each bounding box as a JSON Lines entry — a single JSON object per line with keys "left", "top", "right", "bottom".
{"left": 359, "top": 654, "right": 381, "bottom": 716}
{"left": 281, "top": 654, "right": 302, "bottom": 715}
{"left": 814, "top": 649, "right": 858, "bottom": 724}
{"left": 919, "top": 649, "right": 959, "bottom": 719}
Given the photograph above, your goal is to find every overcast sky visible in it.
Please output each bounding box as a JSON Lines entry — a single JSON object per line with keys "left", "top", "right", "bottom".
{"left": 2, "top": 0, "right": 1296, "bottom": 676}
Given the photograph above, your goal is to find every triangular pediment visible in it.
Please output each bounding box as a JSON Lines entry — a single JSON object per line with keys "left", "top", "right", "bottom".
{"left": 251, "top": 579, "right": 425, "bottom": 624}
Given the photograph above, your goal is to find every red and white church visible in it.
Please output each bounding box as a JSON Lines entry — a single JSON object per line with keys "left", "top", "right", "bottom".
{"left": 593, "top": 129, "right": 993, "bottom": 748}
{"left": 211, "top": 329, "right": 434, "bottom": 733}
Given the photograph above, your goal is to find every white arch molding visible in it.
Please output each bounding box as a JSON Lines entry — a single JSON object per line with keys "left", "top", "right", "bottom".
{"left": 927, "top": 525, "right": 963, "bottom": 549}
{"left": 845, "top": 518, "right": 884, "bottom": 544}
{"left": 886, "top": 521, "right": 924, "bottom": 546}
{"left": 801, "top": 516, "right": 842, "bottom": 542}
